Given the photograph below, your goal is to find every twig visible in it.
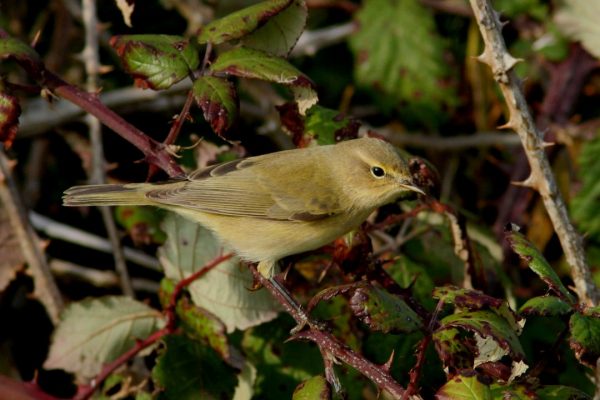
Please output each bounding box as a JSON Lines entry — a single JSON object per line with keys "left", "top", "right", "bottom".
{"left": 420, "top": 0, "right": 472, "bottom": 16}
{"left": 368, "top": 126, "right": 522, "bottom": 150}
{"left": 29, "top": 211, "right": 160, "bottom": 270}
{"left": 82, "top": 0, "right": 134, "bottom": 297}
{"left": 291, "top": 22, "right": 356, "bottom": 57}
{"left": 163, "top": 90, "right": 195, "bottom": 147}
{"left": 294, "top": 330, "right": 409, "bottom": 399}
{"left": 50, "top": 259, "right": 159, "bottom": 292}
{"left": 468, "top": 0, "right": 598, "bottom": 305}
{"left": 403, "top": 299, "right": 443, "bottom": 399}
{"left": 0, "top": 29, "right": 184, "bottom": 178}
{"left": 0, "top": 146, "right": 63, "bottom": 324}
{"left": 403, "top": 335, "right": 431, "bottom": 399}
{"left": 18, "top": 82, "right": 191, "bottom": 138}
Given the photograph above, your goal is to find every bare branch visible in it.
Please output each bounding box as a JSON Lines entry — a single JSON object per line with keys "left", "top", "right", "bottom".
{"left": 29, "top": 211, "right": 160, "bottom": 270}
{"left": 468, "top": 0, "right": 598, "bottom": 305}
{"left": 82, "top": 0, "right": 134, "bottom": 297}
{"left": 0, "top": 147, "right": 63, "bottom": 323}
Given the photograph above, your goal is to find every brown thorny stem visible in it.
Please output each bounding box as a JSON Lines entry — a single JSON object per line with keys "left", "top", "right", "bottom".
{"left": 468, "top": 0, "right": 598, "bottom": 306}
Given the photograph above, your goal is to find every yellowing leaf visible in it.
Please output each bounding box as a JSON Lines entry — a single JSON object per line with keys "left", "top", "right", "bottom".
{"left": 44, "top": 296, "right": 165, "bottom": 380}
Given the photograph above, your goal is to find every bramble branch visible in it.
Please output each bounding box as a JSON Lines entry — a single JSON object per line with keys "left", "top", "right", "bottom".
{"left": 0, "top": 29, "right": 184, "bottom": 178}
{"left": 468, "top": 0, "right": 598, "bottom": 305}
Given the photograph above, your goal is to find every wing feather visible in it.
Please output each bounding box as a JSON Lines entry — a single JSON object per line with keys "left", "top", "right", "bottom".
{"left": 146, "top": 148, "right": 345, "bottom": 221}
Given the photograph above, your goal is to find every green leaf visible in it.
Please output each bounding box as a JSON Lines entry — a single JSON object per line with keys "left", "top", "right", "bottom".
{"left": 243, "top": 0, "right": 307, "bottom": 56}
{"left": 569, "top": 307, "right": 600, "bottom": 367}
{"left": 44, "top": 296, "right": 165, "bottom": 380}
{"left": 386, "top": 256, "right": 436, "bottom": 310}
{"left": 506, "top": 228, "right": 575, "bottom": 303}
{"left": 303, "top": 105, "right": 360, "bottom": 146}
{"left": 159, "top": 278, "right": 243, "bottom": 369}
{"left": 435, "top": 373, "right": 492, "bottom": 400}
{"left": 572, "top": 137, "right": 600, "bottom": 241}
{"left": 349, "top": 284, "right": 423, "bottom": 333}
{"left": 519, "top": 296, "right": 572, "bottom": 317}
{"left": 536, "top": 385, "right": 591, "bottom": 400}
{"left": 242, "top": 318, "right": 325, "bottom": 399}
{"left": 433, "top": 286, "right": 503, "bottom": 310}
{"left": 111, "top": 35, "right": 199, "bottom": 90}
{"left": 555, "top": 0, "right": 600, "bottom": 59}
{"left": 198, "top": 0, "right": 292, "bottom": 45}
{"left": 158, "top": 213, "right": 279, "bottom": 333}
{"left": 292, "top": 375, "right": 331, "bottom": 400}
{"left": 0, "top": 92, "right": 21, "bottom": 149}
{"left": 210, "top": 47, "right": 317, "bottom": 113}
{"left": 115, "top": 205, "right": 166, "bottom": 245}
{"left": 0, "top": 37, "right": 40, "bottom": 63}
{"left": 494, "top": 0, "right": 549, "bottom": 20}
{"left": 438, "top": 310, "right": 525, "bottom": 362}
{"left": 348, "top": 0, "right": 455, "bottom": 127}
{"left": 192, "top": 76, "right": 238, "bottom": 136}
{"left": 152, "top": 335, "right": 237, "bottom": 400}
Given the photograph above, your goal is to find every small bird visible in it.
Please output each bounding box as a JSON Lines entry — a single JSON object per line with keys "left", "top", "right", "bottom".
{"left": 63, "top": 137, "right": 424, "bottom": 278}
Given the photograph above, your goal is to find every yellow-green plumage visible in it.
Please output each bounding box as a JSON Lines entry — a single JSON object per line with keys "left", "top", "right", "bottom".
{"left": 63, "top": 137, "right": 423, "bottom": 277}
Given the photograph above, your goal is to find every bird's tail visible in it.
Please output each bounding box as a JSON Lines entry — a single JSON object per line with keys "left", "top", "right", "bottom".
{"left": 63, "top": 183, "right": 153, "bottom": 207}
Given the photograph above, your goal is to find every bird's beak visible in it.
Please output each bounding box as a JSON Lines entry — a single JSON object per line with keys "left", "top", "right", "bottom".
{"left": 398, "top": 180, "right": 426, "bottom": 196}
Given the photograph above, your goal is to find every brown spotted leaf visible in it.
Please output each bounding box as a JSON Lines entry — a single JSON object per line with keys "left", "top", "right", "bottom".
{"left": 192, "top": 76, "right": 238, "bottom": 136}
{"left": 242, "top": 0, "right": 307, "bottom": 56}
{"left": 110, "top": 35, "right": 199, "bottom": 90}
{"left": 506, "top": 227, "right": 575, "bottom": 304}
{"left": 0, "top": 37, "right": 41, "bottom": 64}
{"left": 198, "top": 0, "right": 292, "bottom": 45}
{"left": 569, "top": 306, "right": 600, "bottom": 367}
{"left": 349, "top": 284, "right": 422, "bottom": 333}
{"left": 436, "top": 310, "right": 525, "bottom": 363}
{"left": 519, "top": 295, "right": 572, "bottom": 317}
{"left": 158, "top": 279, "right": 244, "bottom": 369}
{"left": 210, "top": 47, "right": 317, "bottom": 114}
{"left": 435, "top": 373, "right": 491, "bottom": 399}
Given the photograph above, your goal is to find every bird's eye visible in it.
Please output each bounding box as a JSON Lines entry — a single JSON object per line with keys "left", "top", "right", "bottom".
{"left": 371, "top": 166, "right": 385, "bottom": 178}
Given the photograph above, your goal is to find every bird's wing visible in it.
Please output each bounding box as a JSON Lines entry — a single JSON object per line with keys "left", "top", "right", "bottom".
{"left": 145, "top": 154, "right": 345, "bottom": 221}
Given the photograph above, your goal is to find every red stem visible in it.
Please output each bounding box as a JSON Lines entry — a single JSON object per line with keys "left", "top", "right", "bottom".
{"left": 74, "top": 327, "right": 170, "bottom": 400}
{"left": 166, "top": 253, "right": 234, "bottom": 330}
{"left": 163, "top": 89, "right": 195, "bottom": 147}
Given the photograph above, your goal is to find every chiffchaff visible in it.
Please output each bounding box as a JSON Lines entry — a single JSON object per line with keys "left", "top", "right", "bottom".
{"left": 63, "top": 137, "right": 424, "bottom": 278}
